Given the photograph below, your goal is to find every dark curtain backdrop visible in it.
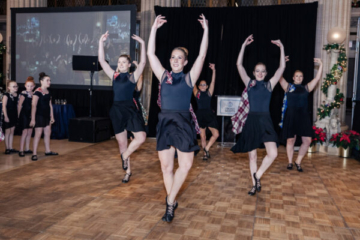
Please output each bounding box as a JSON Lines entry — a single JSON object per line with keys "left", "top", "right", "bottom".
{"left": 148, "top": 3, "right": 318, "bottom": 139}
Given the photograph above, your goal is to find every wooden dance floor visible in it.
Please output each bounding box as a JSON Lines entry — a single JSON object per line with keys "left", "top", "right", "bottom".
{"left": 1, "top": 137, "right": 360, "bottom": 240}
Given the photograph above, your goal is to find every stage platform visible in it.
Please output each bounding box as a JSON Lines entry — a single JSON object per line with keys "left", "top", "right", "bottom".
{"left": 0, "top": 137, "right": 360, "bottom": 239}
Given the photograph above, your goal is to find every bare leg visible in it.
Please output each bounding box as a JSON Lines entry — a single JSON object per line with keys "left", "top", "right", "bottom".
{"left": 20, "top": 129, "right": 28, "bottom": 152}
{"left": 200, "top": 128, "right": 207, "bottom": 149}
{"left": 115, "top": 130, "right": 129, "bottom": 170}
{"left": 4, "top": 128, "right": 11, "bottom": 149}
{"left": 158, "top": 147, "right": 176, "bottom": 195}
{"left": 248, "top": 149, "right": 257, "bottom": 186}
{"left": 205, "top": 127, "right": 219, "bottom": 151}
{"left": 33, "top": 128, "right": 43, "bottom": 155}
{"left": 168, "top": 150, "right": 194, "bottom": 204}
{"left": 43, "top": 125, "right": 51, "bottom": 153}
{"left": 286, "top": 136, "right": 296, "bottom": 164}
{"left": 255, "top": 142, "right": 278, "bottom": 179}
{"left": 123, "top": 131, "right": 146, "bottom": 174}
{"left": 8, "top": 127, "right": 15, "bottom": 149}
{"left": 295, "top": 137, "right": 311, "bottom": 165}
{"left": 25, "top": 128, "right": 33, "bottom": 151}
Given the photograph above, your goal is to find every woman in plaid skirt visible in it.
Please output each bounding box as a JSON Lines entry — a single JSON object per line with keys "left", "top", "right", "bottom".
{"left": 231, "top": 34, "right": 285, "bottom": 196}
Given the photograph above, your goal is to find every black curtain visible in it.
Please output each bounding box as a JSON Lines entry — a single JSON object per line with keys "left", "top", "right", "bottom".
{"left": 148, "top": 3, "right": 318, "bottom": 138}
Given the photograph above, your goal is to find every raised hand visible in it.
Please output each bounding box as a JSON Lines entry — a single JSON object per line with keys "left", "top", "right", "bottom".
{"left": 285, "top": 56, "right": 290, "bottom": 62}
{"left": 271, "top": 39, "right": 284, "bottom": 48}
{"left": 209, "top": 63, "right": 215, "bottom": 71}
{"left": 243, "top": 34, "right": 254, "bottom": 46}
{"left": 314, "top": 58, "right": 322, "bottom": 65}
{"left": 131, "top": 34, "right": 144, "bottom": 44}
{"left": 152, "top": 15, "right": 167, "bottom": 29}
{"left": 198, "top": 14, "right": 209, "bottom": 30}
{"left": 99, "top": 31, "right": 109, "bottom": 42}
{"left": 132, "top": 60, "right": 138, "bottom": 68}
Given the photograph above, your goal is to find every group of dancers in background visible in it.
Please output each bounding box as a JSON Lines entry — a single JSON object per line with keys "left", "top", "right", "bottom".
{"left": 2, "top": 74, "right": 58, "bottom": 161}
{"left": 2, "top": 14, "right": 323, "bottom": 223}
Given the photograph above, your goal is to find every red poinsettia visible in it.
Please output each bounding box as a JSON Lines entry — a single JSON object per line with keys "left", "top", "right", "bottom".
{"left": 310, "top": 126, "right": 327, "bottom": 147}
{"left": 329, "top": 130, "right": 360, "bottom": 150}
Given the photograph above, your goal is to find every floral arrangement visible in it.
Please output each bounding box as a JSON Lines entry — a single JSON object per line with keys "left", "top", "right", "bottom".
{"left": 317, "top": 89, "right": 344, "bottom": 120}
{"left": 317, "top": 43, "right": 346, "bottom": 120}
{"left": 329, "top": 130, "right": 360, "bottom": 149}
{"left": 310, "top": 126, "right": 327, "bottom": 147}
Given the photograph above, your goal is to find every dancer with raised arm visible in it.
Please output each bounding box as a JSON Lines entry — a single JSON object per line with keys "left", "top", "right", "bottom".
{"left": 147, "top": 14, "right": 208, "bottom": 222}
{"left": 98, "top": 32, "right": 146, "bottom": 183}
{"left": 279, "top": 58, "right": 323, "bottom": 172}
{"left": 193, "top": 63, "right": 219, "bottom": 160}
{"left": 231, "top": 34, "right": 285, "bottom": 196}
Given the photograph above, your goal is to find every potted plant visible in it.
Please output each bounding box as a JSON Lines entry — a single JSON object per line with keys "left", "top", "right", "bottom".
{"left": 308, "top": 126, "right": 327, "bottom": 153}
{"left": 329, "top": 130, "right": 360, "bottom": 157}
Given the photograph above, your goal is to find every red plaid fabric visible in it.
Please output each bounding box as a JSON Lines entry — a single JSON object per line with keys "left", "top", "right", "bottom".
{"left": 133, "top": 98, "right": 139, "bottom": 110}
{"left": 196, "top": 91, "right": 200, "bottom": 99}
{"left": 231, "top": 80, "right": 256, "bottom": 134}
{"left": 113, "top": 72, "right": 120, "bottom": 79}
{"left": 157, "top": 70, "right": 201, "bottom": 134}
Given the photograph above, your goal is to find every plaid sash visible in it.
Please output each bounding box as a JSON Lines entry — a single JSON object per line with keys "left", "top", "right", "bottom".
{"left": 157, "top": 70, "right": 200, "bottom": 134}
{"left": 231, "top": 80, "right": 256, "bottom": 134}
{"left": 279, "top": 84, "right": 296, "bottom": 128}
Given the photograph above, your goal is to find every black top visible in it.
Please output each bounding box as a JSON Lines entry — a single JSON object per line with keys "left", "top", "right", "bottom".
{"left": 161, "top": 71, "right": 193, "bottom": 111}
{"left": 113, "top": 72, "right": 136, "bottom": 102}
{"left": 4, "top": 92, "right": 18, "bottom": 117}
{"left": 248, "top": 80, "right": 272, "bottom": 113}
{"left": 20, "top": 91, "right": 32, "bottom": 115}
{"left": 34, "top": 88, "right": 51, "bottom": 118}
{"left": 287, "top": 84, "right": 309, "bottom": 109}
{"left": 196, "top": 90, "right": 212, "bottom": 110}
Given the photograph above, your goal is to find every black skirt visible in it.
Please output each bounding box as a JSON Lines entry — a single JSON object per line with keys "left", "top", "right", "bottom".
{"left": 157, "top": 110, "right": 200, "bottom": 153}
{"left": 231, "top": 112, "right": 278, "bottom": 153}
{"left": 35, "top": 115, "right": 50, "bottom": 128}
{"left": 281, "top": 108, "right": 313, "bottom": 140}
{"left": 109, "top": 100, "right": 145, "bottom": 135}
{"left": 2, "top": 111, "right": 18, "bottom": 130}
{"left": 196, "top": 109, "right": 218, "bottom": 129}
{"left": 18, "top": 109, "right": 32, "bottom": 130}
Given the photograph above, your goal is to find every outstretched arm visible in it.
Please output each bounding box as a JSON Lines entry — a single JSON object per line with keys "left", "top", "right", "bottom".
{"left": 236, "top": 35, "right": 253, "bottom": 87}
{"left": 98, "top": 31, "right": 115, "bottom": 79}
{"left": 208, "top": 63, "right": 216, "bottom": 96}
{"left": 279, "top": 56, "right": 290, "bottom": 91}
{"left": 190, "top": 14, "right": 209, "bottom": 86}
{"left": 132, "top": 35, "right": 146, "bottom": 82}
{"left": 269, "top": 40, "right": 285, "bottom": 89}
{"left": 307, "top": 58, "right": 323, "bottom": 92}
{"left": 147, "top": 15, "right": 167, "bottom": 81}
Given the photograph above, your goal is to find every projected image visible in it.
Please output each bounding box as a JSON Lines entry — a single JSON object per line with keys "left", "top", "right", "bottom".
{"left": 15, "top": 10, "right": 132, "bottom": 86}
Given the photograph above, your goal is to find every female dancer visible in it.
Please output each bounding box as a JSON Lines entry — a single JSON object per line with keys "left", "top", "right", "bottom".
{"left": 30, "top": 72, "right": 58, "bottom": 161}
{"left": 147, "top": 14, "right": 208, "bottom": 222}
{"left": 18, "top": 77, "right": 36, "bottom": 157}
{"left": 279, "top": 58, "right": 323, "bottom": 172}
{"left": 193, "top": 63, "right": 219, "bottom": 160}
{"left": 98, "top": 32, "right": 146, "bottom": 183}
{"left": 2, "top": 81, "right": 19, "bottom": 154}
{"left": 231, "top": 34, "right": 285, "bottom": 196}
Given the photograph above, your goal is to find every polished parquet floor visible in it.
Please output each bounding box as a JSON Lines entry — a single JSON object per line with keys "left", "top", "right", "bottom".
{"left": 0, "top": 137, "right": 360, "bottom": 240}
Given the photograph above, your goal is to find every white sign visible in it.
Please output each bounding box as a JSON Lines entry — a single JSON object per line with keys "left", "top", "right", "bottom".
{"left": 217, "top": 95, "right": 242, "bottom": 116}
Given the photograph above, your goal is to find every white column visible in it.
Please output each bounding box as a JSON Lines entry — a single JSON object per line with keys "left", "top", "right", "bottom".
{"left": 140, "top": 0, "right": 181, "bottom": 116}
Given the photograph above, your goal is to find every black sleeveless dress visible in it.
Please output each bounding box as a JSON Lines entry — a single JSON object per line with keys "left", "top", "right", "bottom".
{"left": 18, "top": 91, "right": 33, "bottom": 130}
{"left": 195, "top": 90, "right": 218, "bottom": 129}
{"left": 109, "top": 72, "right": 145, "bottom": 134}
{"left": 156, "top": 71, "right": 199, "bottom": 153}
{"left": 2, "top": 92, "right": 18, "bottom": 130}
{"left": 34, "top": 88, "right": 51, "bottom": 128}
{"left": 281, "top": 84, "right": 313, "bottom": 140}
{"left": 231, "top": 80, "right": 278, "bottom": 153}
